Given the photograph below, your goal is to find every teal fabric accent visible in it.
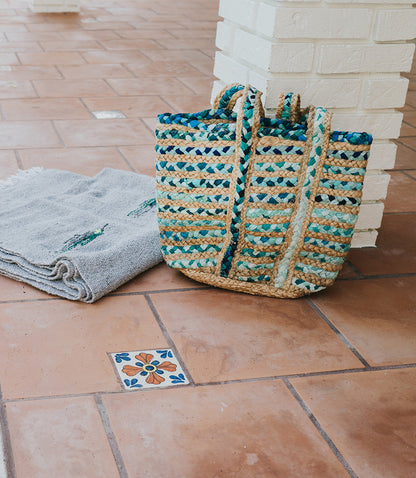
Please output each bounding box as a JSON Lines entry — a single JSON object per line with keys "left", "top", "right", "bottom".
{"left": 311, "top": 208, "right": 358, "bottom": 225}
{"left": 298, "top": 250, "right": 344, "bottom": 266}
{"left": 307, "top": 222, "right": 354, "bottom": 238}
{"left": 157, "top": 177, "right": 231, "bottom": 189}
{"left": 157, "top": 190, "right": 229, "bottom": 205}
{"left": 323, "top": 164, "right": 366, "bottom": 176}
{"left": 319, "top": 178, "right": 363, "bottom": 191}
{"left": 167, "top": 258, "right": 217, "bottom": 269}
{"left": 250, "top": 176, "right": 298, "bottom": 188}
{"left": 245, "top": 222, "right": 290, "bottom": 234}
{"left": 274, "top": 107, "right": 329, "bottom": 288}
{"left": 162, "top": 244, "right": 222, "bottom": 255}
{"left": 246, "top": 207, "right": 293, "bottom": 219}
{"left": 158, "top": 218, "right": 226, "bottom": 228}
{"left": 245, "top": 234, "right": 285, "bottom": 247}
{"left": 295, "top": 262, "right": 338, "bottom": 280}
{"left": 303, "top": 236, "right": 351, "bottom": 253}
{"left": 254, "top": 161, "right": 301, "bottom": 173}
{"left": 236, "top": 261, "right": 274, "bottom": 271}
{"left": 291, "top": 277, "right": 325, "bottom": 292}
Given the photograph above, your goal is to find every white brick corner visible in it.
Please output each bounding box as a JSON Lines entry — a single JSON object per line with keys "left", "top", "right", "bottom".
{"left": 214, "top": 0, "right": 416, "bottom": 247}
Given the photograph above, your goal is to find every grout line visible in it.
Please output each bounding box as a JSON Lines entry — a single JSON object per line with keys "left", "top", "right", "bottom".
{"left": 115, "top": 146, "right": 136, "bottom": 172}
{"left": 0, "top": 385, "right": 17, "bottom": 478}
{"left": 144, "top": 294, "right": 196, "bottom": 385}
{"left": 14, "top": 150, "right": 23, "bottom": 169}
{"left": 78, "top": 96, "right": 95, "bottom": 118}
{"left": 283, "top": 378, "right": 358, "bottom": 478}
{"left": 54, "top": 65, "right": 65, "bottom": 80}
{"left": 401, "top": 170, "right": 416, "bottom": 182}
{"left": 50, "top": 120, "right": 66, "bottom": 147}
{"left": 94, "top": 395, "right": 129, "bottom": 478}
{"left": 102, "top": 77, "right": 120, "bottom": 97}
{"left": 337, "top": 272, "right": 416, "bottom": 281}
{"left": 395, "top": 138, "right": 416, "bottom": 153}
{"left": 344, "top": 259, "right": 364, "bottom": 279}
{"left": 306, "top": 298, "right": 372, "bottom": 368}
{"left": 4, "top": 362, "right": 416, "bottom": 404}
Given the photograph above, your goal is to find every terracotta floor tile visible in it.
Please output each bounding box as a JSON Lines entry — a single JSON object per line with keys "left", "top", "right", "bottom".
{"left": 403, "top": 110, "right": 416, "bottom": 126}
{"left": 179, "top": 76, "right": 214, "bottom": 95}
{"left": 141, "top": 49, "right": 214, "bottom": 64}
{"left": 118, "top": 144, "right": 158, "bottom": 176}
{"left": 0, "top": 41, "right": 42, "bottom": 52}
{"left": 19, "top": 147, "right": 130, "bottom": 176}
{"left": 33, "top": 78, "right": 116, "bottom": 98}
{"left": 161, "top": 94, "right": 211, "bottom": 113}
{"left": 100, "top": 39, "right": 161, "bottom": 50}
{"left": 39, "top": 40, "right": 103, "bottom": 51}
{"left": 0, "top": 121, "right": 61, "bottom": 149}
{"left": 81, "top": 49, "right": 149, "bottom": 65}
{"left": 167, "top": 28, "right": 219, "bottom": 38}
{"left": 156, "top": 38, "right": 216, "bottom": 50}
{"left": 0, "top": 275, "right": 50, "bottom": 301}
{"left": 393, "top": 142, "right": 416, "bottom": 169}
{"left": 0, "top": 79, "right": 37, "bottom": 99}
{"left": 0, "top": 296, "right": 167, "bottom": 399}
{"left": 5, "top": 31, "right": 63, "bottom": 41}
{"left": 384, "top": 171, "right": 416, "bottom": 212}
{"left": 116, "top": 29, "right": 174, "bottom": 39}
{"left": 348, "top": 214, "right": 416, "bottom": 275}
{"left": 0, "top": 52, "right": 19, "bottom": 65}
{"left": 406, "top": 89, "right": 416, "bottom": 107}
{"left": 141, "top": 116, "right": 158, "bottom": 132}
{"left": 397, "top": 136, "right": 416, "bottom": 151}
{"left": 82, "top": 95, "right": 169, "bottom": 118}
{"left": 0, "top": 149, "right": 18, "bottom": 180}
{"left": 18, "top": 51, "right": 86, "bottom": 65}
{"left": 337, "top": 261, "right": 360, "bottom": 280}
{"left": 82, "top": 22, "right": 135, "bottom": 31}
{"left": 151, "top": 289, "right": 363, "bottom": 383}
{"left": 399, "top": 120, "right": 416, "bottom": 137}
{"left": 0, "top": 24, "right": 27, "bottom": 32}
{"left": 58, "top": 63, "right": 133, "bottom": 79}
{"left": 311, "top": 277, "right": 416, "bottom": 366}
{"left": 107, "top": 77, "right": 193, "bottom": 96}
{"left": 103, "top": 381, "right": 349, "bottom": 477}
{"left": 26, "top": 23, "right": 81, "bottom": 32}
{"left": 7, "top": 396, "right": 119, "bottom": 478}
{"left": 0, "top": 65, "right": 61, "bottom": 80}
{"left": 60, "top": 30, "right": 120, "bottom": 41}
{"left": 114, "top": 262, "right": 202, "bottom": 294}
{"left": 54, "top": 119, "right": 154, "bottom": 147}
{"left": 2, "top": 98, "right": 91, "bottom": 120}
{"left": 292, "top": 368, "right": 416, "bottom": 478}
{"left": 125, "top": 60, "right": 204, "bottom": 77}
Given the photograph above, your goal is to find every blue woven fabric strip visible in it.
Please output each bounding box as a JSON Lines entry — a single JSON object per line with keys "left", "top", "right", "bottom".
{"left": 219, "top": 87, "right": 258, "bottom": 277}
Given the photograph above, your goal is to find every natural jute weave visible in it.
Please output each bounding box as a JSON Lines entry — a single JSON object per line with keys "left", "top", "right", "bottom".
{"left": 155, "top": 83, "right": 372, "bottom": 298}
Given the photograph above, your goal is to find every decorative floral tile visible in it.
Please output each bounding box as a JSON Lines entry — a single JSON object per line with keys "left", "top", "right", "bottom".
{"left": 110, "top": 349, "right": 190, "bottom": 391}
{"left": 92, "top": 110, "right": 126, "bottom": 119}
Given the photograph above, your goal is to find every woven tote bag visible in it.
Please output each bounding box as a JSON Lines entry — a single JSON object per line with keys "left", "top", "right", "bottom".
{"left": 155, "top": 83, "right": 372, "bottom": 298}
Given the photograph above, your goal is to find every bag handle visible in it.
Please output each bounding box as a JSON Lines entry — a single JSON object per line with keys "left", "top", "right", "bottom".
{"left": 213, "top": 83, "right": 265, "bottom": 117}
{"left": 218, "top": 84, "right": 264, "bottom": 277}
{"left": 275, "top": 92, "right": 302, "bottom": 122}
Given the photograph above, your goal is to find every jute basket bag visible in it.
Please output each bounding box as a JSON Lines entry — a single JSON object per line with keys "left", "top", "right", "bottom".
{"left": 155, "top": 83, "right": 372, "bottom": 298}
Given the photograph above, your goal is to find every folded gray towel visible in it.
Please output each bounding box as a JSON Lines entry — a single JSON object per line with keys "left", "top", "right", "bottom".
{"left": 0, "top": 168, "right": 163, "bottom": 302}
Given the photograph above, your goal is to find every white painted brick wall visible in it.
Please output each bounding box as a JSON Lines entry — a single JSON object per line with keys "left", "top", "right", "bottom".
{"left": 214, "top": 0, "right": 416, "bottom": 247}
{"left": 32, "top": 0, "right": 80, "bottom": 13}
{"left": 318, "top": 44, "right": 415, "bottom": 74}
{"left": 374, "top": 9, "right": 416, "bottom": 41}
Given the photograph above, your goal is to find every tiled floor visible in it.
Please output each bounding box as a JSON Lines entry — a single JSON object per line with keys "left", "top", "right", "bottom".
{"left": 0, "top": 1, "right": 415, "bottom": 477}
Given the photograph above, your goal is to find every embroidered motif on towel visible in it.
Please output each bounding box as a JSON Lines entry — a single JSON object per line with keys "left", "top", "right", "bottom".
{"left": 59, "top": 224, "right": 109, "bottom": 253}
{"left": 127, "top": 198, "right": 157, "bottom": 218}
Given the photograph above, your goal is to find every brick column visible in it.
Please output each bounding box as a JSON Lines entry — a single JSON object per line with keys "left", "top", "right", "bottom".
{"left": 213, "top": 0, "right": 416, "bottom": 247}
{"left": 32, "top": 0, "right": 80, "bottom": 13}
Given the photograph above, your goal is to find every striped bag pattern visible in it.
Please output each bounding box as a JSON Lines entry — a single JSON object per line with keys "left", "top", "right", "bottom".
{"left": 155, "top": 83, "right": 372, "bottom": 298}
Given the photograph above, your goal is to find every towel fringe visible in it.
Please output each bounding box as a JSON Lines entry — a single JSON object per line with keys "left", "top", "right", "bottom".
{"left": 0, "top": 167, "right": 44, "bottom": 191}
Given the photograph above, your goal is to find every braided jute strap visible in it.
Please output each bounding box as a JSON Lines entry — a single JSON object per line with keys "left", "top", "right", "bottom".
{"left": 273, "top": 106, "right": 333, "bottom": 289}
